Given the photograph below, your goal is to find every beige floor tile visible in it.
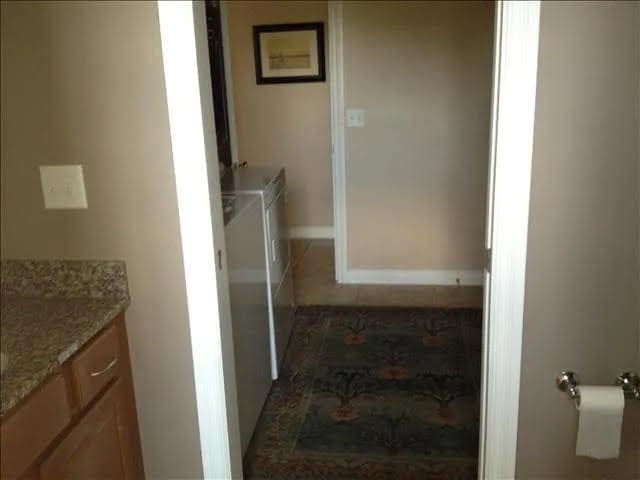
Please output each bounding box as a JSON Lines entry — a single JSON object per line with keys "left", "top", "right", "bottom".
{"left": 290, "top": 239, "right": 312, "bottom": 266}
{"left": 433, "top": 286, "right": 483, "bottom": 308}
{"left": 292, "top": 240, "right": 483, "bottom": 309}
{"left": 293, "top": 258, "right": 357, "bottom": 305}
{"left": 356, "top": 285, "right": 438, "bottom": 307}
{"left": 309, "top": 238, "right": 334, "bottom": 248}
{"left": 294, "top": 267, "right": 334, "bottom": 287}
{"left": 295, "top": 244, "right": 335, "bottom": 273}
{"left": 296, "top": 283, "right": 359, "bottom": 306}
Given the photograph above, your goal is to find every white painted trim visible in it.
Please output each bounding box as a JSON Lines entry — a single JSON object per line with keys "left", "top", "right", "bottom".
{"left": 478, "top": 2, "right": 541, "bottom": 479}
{"left": 343, "top": 269, "right": 483, "bottom": 286}
{"left": 157, "top": 1, "right": 242, "bottom": 478}
{"left": 219, "top": 0, "right": 240, "bottom": 166}
{"left": 328, "top": 1, "right": 347, "bottom": 283}
{"left": 477, "top": 1, "right": 502, "bottom": 477}
{"left": 288, "top": 226, "right": 335, "bottom": 239}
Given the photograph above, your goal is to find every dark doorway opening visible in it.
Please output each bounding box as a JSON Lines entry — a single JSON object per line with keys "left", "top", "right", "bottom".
{"left": 205, "top": 0, "right": 233, "bottom": 168}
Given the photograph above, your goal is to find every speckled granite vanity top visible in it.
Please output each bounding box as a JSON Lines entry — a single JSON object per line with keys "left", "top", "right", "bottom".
{"left": 0, "top": 260, "right": 130, "bottom": 417}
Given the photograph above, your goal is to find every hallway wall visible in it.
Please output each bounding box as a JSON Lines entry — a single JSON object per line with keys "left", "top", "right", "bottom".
{"left": 226, "top": 0, "right": 333, "bottom": 235}
{"left": 342, "top": 1, "right": 494, "bottom": 274}
{"left": 0, "top": 2, "right": 204, "bottom": 477}
{"left": 517, "top": 2, "right": 640, "bottom": 478}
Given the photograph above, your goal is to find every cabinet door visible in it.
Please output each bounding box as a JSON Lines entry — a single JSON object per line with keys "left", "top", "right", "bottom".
{"left": 1, "top": 374, "right": 71, "bottom": 479}
{"left": 40, "top": 380, "right": 133, "bottom": 480}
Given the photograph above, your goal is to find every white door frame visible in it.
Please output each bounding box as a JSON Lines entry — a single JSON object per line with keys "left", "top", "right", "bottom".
{"left": 159, "top": 1, "right": 540, "bottom": 478}
{"left": 477, "top": 2, "right": 540, "bottom": 478}
{"left": 158, "top": 2, "right": 243, "bottom": 478}
{"left": 329, "top": 1, "right": 541, "bottom": 478}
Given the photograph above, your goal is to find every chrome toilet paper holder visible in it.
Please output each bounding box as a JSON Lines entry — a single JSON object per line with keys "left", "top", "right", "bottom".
{"left": 557, "top": 370, "right": 640, "bottom": 403}
{"left": 616, "top": 371, "right": 640, "bottom": 400}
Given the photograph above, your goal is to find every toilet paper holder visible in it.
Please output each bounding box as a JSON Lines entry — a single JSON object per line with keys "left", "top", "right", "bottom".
{"left": 557, "top": 371, "right": 640, "bottom": 404}
{"left": 616, "top": 371, "right": 640, "bottom": 400}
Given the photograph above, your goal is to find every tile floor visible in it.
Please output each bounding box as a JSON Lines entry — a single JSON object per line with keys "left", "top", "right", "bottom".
{"left": 292, "top": 239, "right": 483, "bottom": 309}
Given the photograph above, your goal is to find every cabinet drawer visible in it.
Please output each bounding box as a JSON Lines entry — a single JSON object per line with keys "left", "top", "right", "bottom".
{"left": 0, "top": 374, "right": 71, "bottom": 479}
{"left": 71, "top": 326, "right": 120, "bottom": 407}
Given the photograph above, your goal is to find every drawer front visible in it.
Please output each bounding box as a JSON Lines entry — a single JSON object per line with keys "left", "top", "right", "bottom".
{"left": 0, "top": 374, "right": 71, "bottom": 479}
{"left": 71, "top": 326, "right": 120, "bottom": 407}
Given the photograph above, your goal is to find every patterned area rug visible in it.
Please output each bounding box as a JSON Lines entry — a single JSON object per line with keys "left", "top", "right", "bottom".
{"left": 244, "top": 306, "right": 482, "bottom": 480}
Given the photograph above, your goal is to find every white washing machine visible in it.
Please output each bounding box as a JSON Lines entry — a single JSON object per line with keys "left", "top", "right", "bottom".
{"left": 222, "top": 193, "right": 271, "bottom": 454}
{"left": 221, "top": 165, "right": 295, "bottom": 380}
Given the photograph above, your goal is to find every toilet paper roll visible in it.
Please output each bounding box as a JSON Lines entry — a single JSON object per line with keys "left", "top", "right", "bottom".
{"left": 575, "top": 386, "right": 625, "bottom": 459}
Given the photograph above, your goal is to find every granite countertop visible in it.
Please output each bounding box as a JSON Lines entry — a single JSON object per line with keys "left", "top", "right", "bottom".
{"left": 0, "top": 260, "right": 130, "bottom": 417}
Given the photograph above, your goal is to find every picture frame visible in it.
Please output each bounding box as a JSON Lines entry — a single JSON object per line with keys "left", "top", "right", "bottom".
{"left": 252, "top": 22, "right": 326, "bottom": 84}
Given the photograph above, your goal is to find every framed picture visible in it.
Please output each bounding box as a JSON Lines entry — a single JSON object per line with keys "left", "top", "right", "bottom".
{"left": 252, "top": 22, "right": 325, "bottom": 84}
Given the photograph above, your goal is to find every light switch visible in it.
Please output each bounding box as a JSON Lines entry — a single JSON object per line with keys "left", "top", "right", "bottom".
{"left": 40, "top": 165, "right": 88, "bottom": 209}
{"left": 346, "top": 108, "right": 365, "bottom": 127}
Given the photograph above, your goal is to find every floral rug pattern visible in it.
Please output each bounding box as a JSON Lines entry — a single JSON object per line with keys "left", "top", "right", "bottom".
{"left": 244, "top": 306, "right": 482, "bottom": 480}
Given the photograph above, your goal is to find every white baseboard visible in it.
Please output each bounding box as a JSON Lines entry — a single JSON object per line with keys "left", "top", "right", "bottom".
{"left": 342, "top": 269, "right": 484, "bottom": 286}
{"left": 288, "top": 226, "right": 335, "bottom": 239}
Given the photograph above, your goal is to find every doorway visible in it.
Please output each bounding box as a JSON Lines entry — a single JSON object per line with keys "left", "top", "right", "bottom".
{"left": 205, "top": 0, "right": 233, "bottom": 168}
{"left": 220, "top": 2, "right": 537, "bottom": 478}
{"left": 157, "top": 1, "right": 542, "bottom": 478}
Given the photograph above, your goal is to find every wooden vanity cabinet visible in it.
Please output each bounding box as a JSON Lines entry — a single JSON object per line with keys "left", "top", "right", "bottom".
{"left": 0, "top": 313, "right": 144, "bottom": 480}
{"left": 0, "top": 375, "right": 71, "bottom": 479}
{"left": 40, "top": 379, "right": 128, "bottom": 480}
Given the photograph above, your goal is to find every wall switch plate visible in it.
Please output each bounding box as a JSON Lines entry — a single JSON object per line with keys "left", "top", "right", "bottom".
{"left": 346, "top": 108, "right": 365, "bottom": 127}
{"left": 40, "top": 165, "right": 88, "bottom": 209}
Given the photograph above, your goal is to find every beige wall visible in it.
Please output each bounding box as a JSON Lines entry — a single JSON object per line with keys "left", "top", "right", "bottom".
{"left": 226, "top": 0, "right": 333, "bottom": 230}
{"left": 0, "top": 2, "right": 204, "bottom": 477}
{"left": 343, "top": 1, "right": 494, "bottom": 271}
{"left": 517, "top": 2, "right": 640, "bottom": 479}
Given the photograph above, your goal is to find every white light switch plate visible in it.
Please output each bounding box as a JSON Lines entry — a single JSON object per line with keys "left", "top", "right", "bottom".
{"left": 346, "top": 108, "right": 365, "bottom": 127}
{"left": 40, "top": 165, "right": 88, "bottom": 209}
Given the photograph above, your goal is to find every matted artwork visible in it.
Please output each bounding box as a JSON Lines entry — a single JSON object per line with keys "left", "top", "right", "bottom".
{"left": 252, "top": 23, "right": 325, "bottom": 84}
